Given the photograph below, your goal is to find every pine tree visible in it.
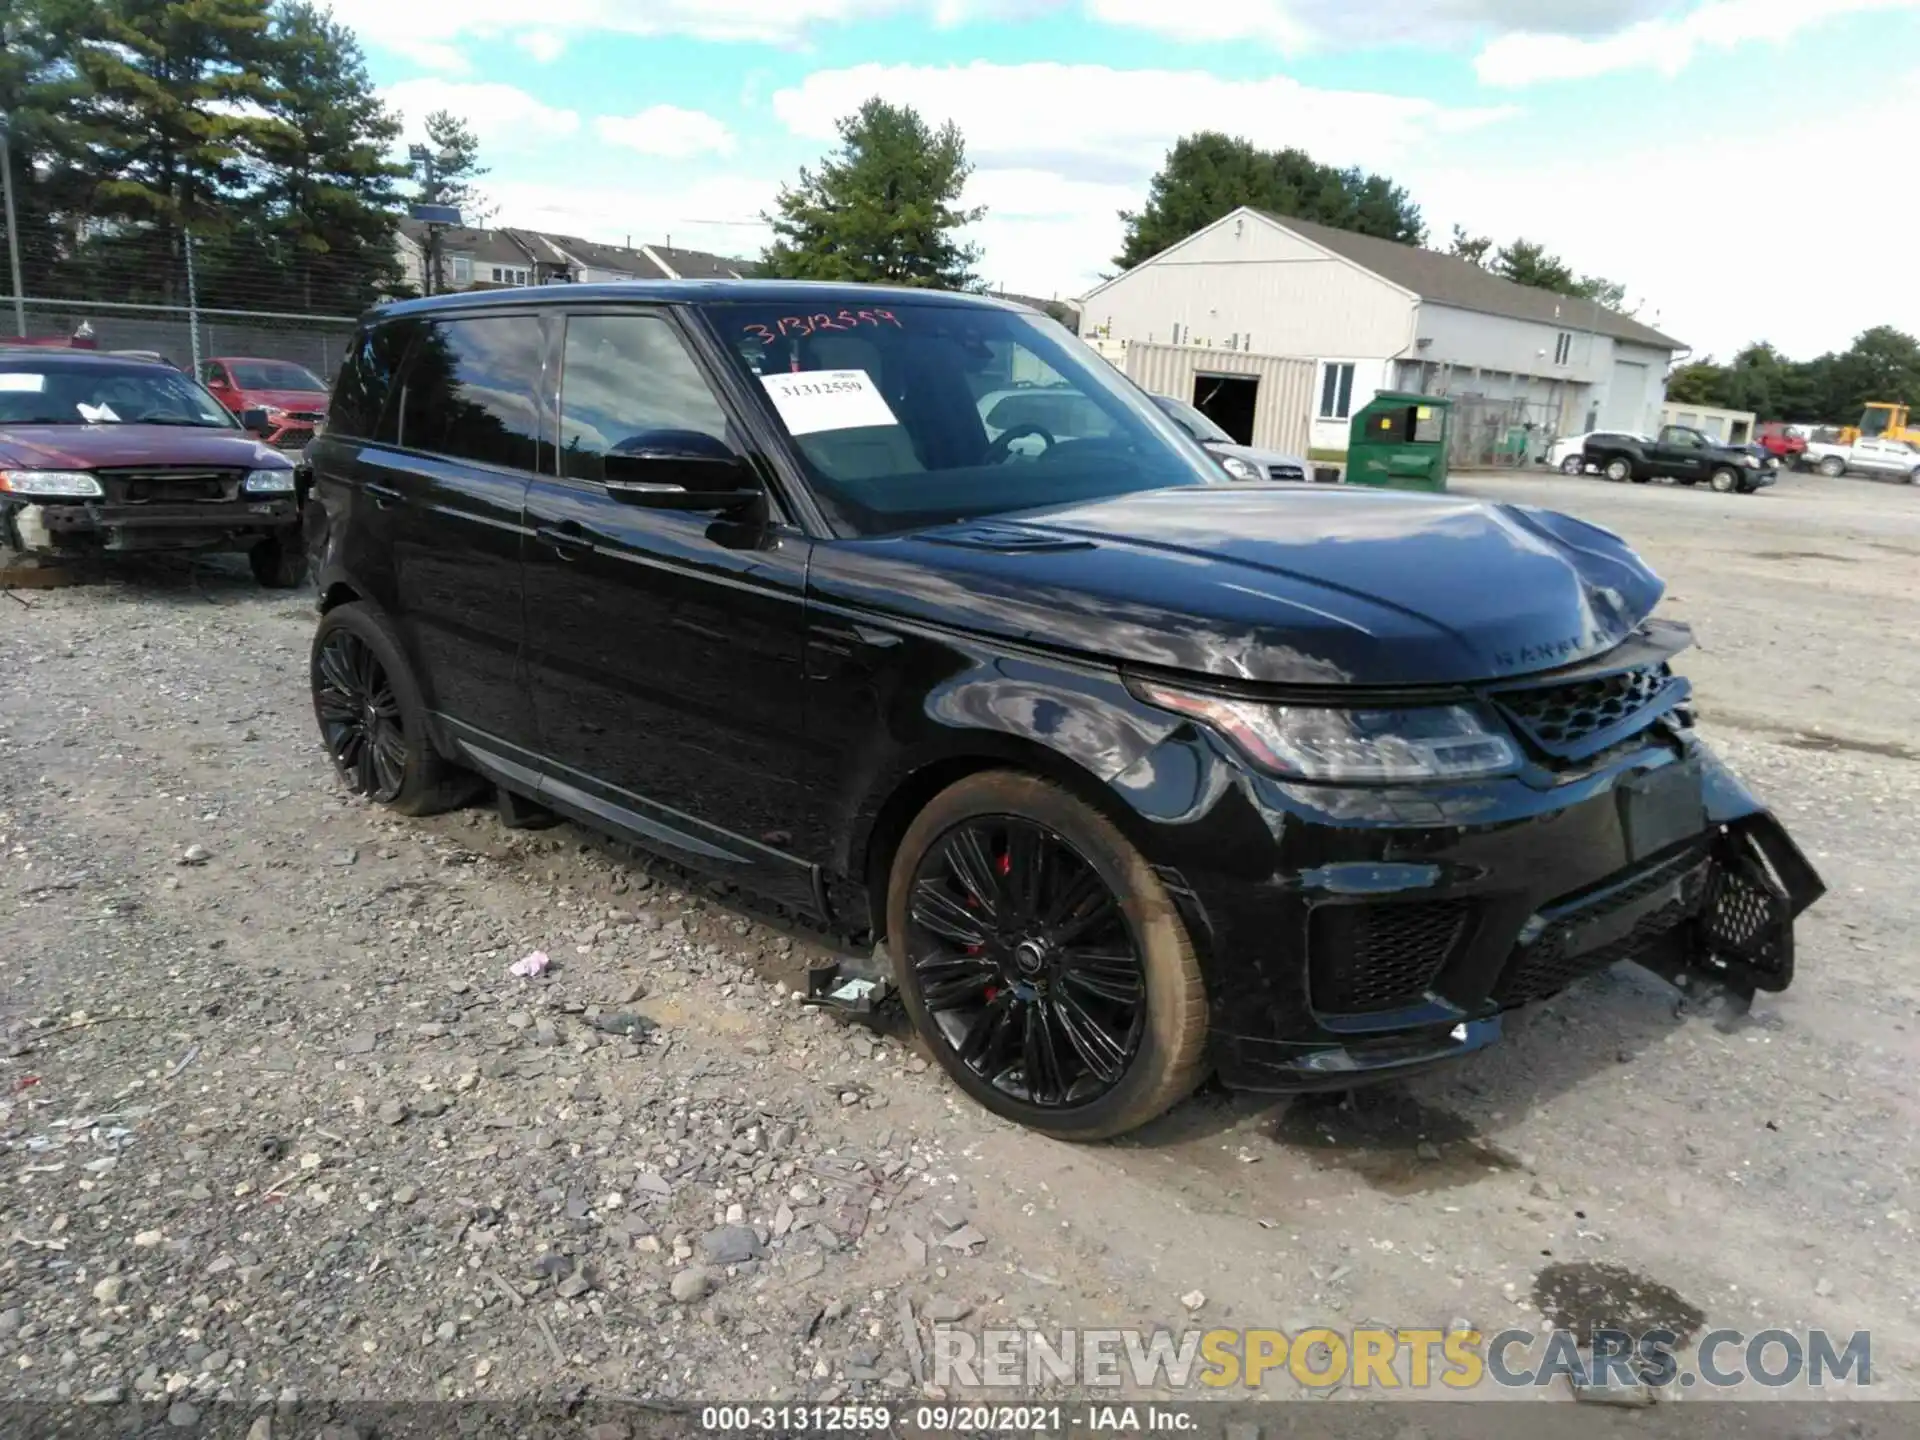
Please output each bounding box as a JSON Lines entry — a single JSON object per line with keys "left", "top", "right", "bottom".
{"left": 71, "top": 0, "right": 284, "bottom": 302}
{"left": 413, "top": 109, "right": 491, "bottom": 223}
{"left": 760, "top": 98, "right": 983, "bottom": 290}
{"left": 0, "top": 0, "right": 100, "bottom": 298}
{"left": 241, "top": 0, "right": 404, "bottom": 313}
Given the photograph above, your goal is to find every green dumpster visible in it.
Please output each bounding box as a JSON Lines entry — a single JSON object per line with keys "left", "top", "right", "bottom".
{"left": 1344, "top": 392, "right": 1451, "bottom": 492}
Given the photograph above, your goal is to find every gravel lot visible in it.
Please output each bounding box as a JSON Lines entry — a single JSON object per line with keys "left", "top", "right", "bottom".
{"left": 1, "top": 466, "right": 1915, "bottom": 1426}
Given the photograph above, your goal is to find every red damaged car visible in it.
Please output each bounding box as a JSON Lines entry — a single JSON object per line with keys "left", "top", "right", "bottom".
{"left": 0, "top": 349, "right": 307, "bottom": 587}
{"left": 200, "top": 356, "right": 330, "bottom": 448}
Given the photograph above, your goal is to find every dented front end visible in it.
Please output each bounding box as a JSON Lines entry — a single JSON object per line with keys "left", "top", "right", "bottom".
{"left": 1092, "top": 621, "right": 1828, "bottom": 1093}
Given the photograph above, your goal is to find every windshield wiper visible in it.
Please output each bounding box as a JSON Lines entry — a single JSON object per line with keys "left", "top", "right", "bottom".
{"left": 117, "top": 417, "right": 230, "bottom": 428}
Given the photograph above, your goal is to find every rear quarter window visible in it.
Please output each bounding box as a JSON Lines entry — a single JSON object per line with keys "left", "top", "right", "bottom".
{"left": 327, "top": 322, "right": 414, "bottom": 441}
{"left": 394, "top": 316, "right": 544, "bottom": 471}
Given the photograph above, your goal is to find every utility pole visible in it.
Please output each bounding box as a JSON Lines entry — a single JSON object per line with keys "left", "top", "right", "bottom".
{"left": 184, "top": 232, "right": 202, "bottom": 372}
{"left": 0, "top": 111, "right": 25, "bottom": 337}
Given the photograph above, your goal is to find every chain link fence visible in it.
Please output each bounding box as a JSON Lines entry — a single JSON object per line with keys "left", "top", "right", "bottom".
{"left": 1446, "top": 395, "right": 1560, "bottom": 469}
{"left": 1, "top": 222, "right": 380, "bottom": 383}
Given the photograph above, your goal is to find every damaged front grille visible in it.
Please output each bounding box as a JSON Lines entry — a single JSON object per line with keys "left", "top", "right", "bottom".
{"left": 1493, "top": 663, "right": 1681, "bottom": 760}
{"left": 1698, "top": 845, "right": 1794, "bottom": 989}
{"left": 1497, "top": 846, "right": 1709, "bottom": 1005}
{"left": 94, "top": 466, "right": 244, "bottom": 504}
{"left": 1309, "top": 899, "right": 1472, "bottom": 1014}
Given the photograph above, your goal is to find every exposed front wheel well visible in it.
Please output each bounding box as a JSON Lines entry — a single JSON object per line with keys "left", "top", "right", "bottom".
{"left": 319, "top": 580, "right": 362, "bottom": 613}
{"left": 860, "top": 746, "right": 1146, "bottom": 950}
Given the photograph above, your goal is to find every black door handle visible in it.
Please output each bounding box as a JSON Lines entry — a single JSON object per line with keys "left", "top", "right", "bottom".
{"left": 364, "top": 481, "right": 401, "bottom": 509}
{"left": 536, "top": 524, "right": 594, "bottom": 559}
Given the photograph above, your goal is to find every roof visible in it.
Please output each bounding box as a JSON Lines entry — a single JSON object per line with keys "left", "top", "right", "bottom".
{"left": 0, "top": 347, "right": 170, "bottom": 369}
{"left": 371, "top": 280, "right": 1029, "bottom": 321}
{"left": 397, "top": 219, "right": 532, "bottom": 268}
{"left": 521, "top": 232, "right": 668, "bottom": 280}
{"left": 649, "top": 244, "right": 753, "bottom": 280}
{"left": 1262, "top": 213, "right": 1683, "bottom": 351}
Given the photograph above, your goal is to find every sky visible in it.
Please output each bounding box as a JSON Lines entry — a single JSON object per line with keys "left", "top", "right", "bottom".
{"left": 325, "top": 0, "right": 1920, "bottom": 361}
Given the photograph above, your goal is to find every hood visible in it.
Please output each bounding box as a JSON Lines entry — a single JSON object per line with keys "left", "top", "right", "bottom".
{"left": 0, "top": 424, "right": 294, "bottom": 471}
{"left": 240, "top": 389, "right": 330, "bottom": 413}
{"left": 1204, "top": 439, "right": 1309, "bottom": 471}
{"left": 809, "top": 486, "right": 1664, "bottom": 687}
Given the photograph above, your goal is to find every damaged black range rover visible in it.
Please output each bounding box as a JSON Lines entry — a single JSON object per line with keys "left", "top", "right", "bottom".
{"left": 306, "top": 282, "right": 1824, "bottom": 1140}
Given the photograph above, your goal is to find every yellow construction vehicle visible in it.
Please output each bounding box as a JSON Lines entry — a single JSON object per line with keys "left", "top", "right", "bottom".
{"left": 1839, "top": 402, "right": 1919, "bottom": 444}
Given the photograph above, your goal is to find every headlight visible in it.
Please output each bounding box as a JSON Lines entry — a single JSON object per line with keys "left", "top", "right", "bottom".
{"left": 1218, "top": 455, "right": 1261, "bottom": 482}
{"left": 1130, "top": 680, "right": 1521, "bottom": 782}
{"left": 0, "top": 469, "right": 104, "bottom": 498}
{"left": 1742, "top": 454, "right": 1760, "bottom": 468}
{"left": 243, "top": 469, "right": 295, "bottom": 494}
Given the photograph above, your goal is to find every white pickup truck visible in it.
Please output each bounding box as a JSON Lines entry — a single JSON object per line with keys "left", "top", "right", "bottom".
{"left": 1803, "top": 435, "right": 1920, "bottom": 482}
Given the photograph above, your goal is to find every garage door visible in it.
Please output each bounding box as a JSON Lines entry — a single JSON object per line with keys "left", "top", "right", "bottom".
{"left": 1602, "top": 360, "right": 1650, "bottom": 432}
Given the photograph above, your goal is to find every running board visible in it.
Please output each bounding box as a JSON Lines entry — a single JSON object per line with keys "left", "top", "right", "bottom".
{"left": 803, "top": 945, "right": 896, "bottom": 1020}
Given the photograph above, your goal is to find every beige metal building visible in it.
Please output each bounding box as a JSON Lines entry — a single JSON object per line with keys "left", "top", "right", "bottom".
{"left": 1079, "top": 207, "right": 1685, "bottom": 461}
{"left": 1121, "top": 341, "right": 1315, "bottom": 456}
{"left": 1658, "top": 402, "right": 1757, "bottom": 444}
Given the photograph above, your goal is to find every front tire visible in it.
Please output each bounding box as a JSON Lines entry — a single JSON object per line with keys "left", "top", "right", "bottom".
{"left": 1559, "top": 455, "right": 1584, "bottom": 476}
{"left": 1603, "top": 457, "right": 1633, "bottom": 483}
{"left": 310, "top": 603, "right": 479, "bottom": 816}
{"left": 1709, "top": 467, "right": 1739, "bottom": 493}
{"left": 1819, "top": 455, "right": 1846, "bottom": 478}
{"left": 887, "top": 771, "right": 1209, "bottom": 1141}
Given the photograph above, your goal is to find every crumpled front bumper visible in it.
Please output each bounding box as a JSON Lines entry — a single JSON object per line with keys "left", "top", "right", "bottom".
{"left": 1210, "top": 810, "right": 1824, "bottom": 1092}
{"left": 4, "top": 497, "right": 298, "bottom": 554}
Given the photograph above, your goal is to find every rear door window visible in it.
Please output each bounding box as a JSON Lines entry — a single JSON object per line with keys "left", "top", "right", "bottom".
{"left": 395, "top": 316, "right": 544, "bottom": 471}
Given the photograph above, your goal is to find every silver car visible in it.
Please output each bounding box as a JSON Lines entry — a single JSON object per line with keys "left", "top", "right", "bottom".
{"left": 1149, "top": 393, "right": 1312, "bottom": 482}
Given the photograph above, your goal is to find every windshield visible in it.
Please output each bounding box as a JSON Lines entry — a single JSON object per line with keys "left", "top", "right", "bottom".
{"left": 0, "top": 363, "right": 237, "bottom": 428}
{"left": 707, "top": 300, "right": 1222, "bottom": 536}
{"left": 228, "top": 360, "right": 325, "bottom": 391}
{"left": 1150, "top": 393, "right": 1234, "bottom": 445}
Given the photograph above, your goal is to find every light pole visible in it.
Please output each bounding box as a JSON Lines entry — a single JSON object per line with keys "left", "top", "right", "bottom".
{"left": 0, "top": 111, "right": 25, "bottom": 337}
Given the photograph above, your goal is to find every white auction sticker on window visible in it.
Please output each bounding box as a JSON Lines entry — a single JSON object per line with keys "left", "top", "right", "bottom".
{"left": 0, "top": 372, "right": 46, "bottom": 392}
{"left": 760, "top": 369, "right": 899, "bottom": 436}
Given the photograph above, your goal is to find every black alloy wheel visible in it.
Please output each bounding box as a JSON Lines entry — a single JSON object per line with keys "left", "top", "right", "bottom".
{"left": 906, "top": 815, "right": 1147, "bottom": 1107}
{"left": 314, "top": 627, "right": 408, "bottom": 802}
{"left": 888, "top": 771, "right": 1210, "bottom": 1139}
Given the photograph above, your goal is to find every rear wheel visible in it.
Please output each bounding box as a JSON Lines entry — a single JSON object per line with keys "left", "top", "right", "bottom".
{"left": 1709, "top": 467, "right": 1739, "bottom": 493}
{"left": 1818, "top": 455, "right": 1846, "bottom": 478}
{"left": 1603, "top": 457, "right": 1633, "bottom": 483}
{"left": 310, "top": 603, "right": 480, "bottom": 815}
{"left": 249, "top": 532, "right": 309, "bottom": 588}
{"left": 887, "top": 771, "right": 1208, "bottom": 1141}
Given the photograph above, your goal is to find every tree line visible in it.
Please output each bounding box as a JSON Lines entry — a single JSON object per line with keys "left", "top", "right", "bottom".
{"left": 1, "top": 0, "right": 484, "bottom": 316}
{"left": 1665, "top": 330, "right": 1920, "bottom": 426}
{"left": 764, "top": 121, "right": 1637, "bottom": 320}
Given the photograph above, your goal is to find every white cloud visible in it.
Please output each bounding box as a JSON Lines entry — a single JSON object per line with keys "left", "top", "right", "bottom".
{"left": 771, "top": 62, "right": 1515, "bottom": 179}
{"left": 323, "top": 0, "right": 1016, "bottom": 61}
{"left": 1085, "top": 0, "right": 1672, "bottom": 51}
{"left": 483, "top": 174, "right": 778, "bottom": 259}
{"left": 1401, "top": 76, "right": 1920, "bottom": 357}
{"left": 764, "top": 61, "right": 1514, "bottom": 301}
{"left": 1475, "top": 0, "right": 1918, "bottom": 85}
{"left": 382, "top": 79, "right": 582, "bottom": 151}
{"left": 515, "top": 31, "right": 568, "bottom": 62}
{"left": 596, "top": 105, "right": 737, "bottom": 158}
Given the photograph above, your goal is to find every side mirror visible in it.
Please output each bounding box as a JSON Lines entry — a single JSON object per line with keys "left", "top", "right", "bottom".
{"left": 601, "top": 430, "right": 762, "bottom": 512}
{"left": 239, "top": 407, "right": 270, "bottom": 434}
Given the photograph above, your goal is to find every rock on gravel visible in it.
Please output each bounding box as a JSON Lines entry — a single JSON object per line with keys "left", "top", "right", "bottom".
{"left": 671, "top": 1266, "right": 715, "bottom": 1303}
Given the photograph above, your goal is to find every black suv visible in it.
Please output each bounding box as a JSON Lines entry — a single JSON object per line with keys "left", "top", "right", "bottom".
{"left": 304, "top": 282, "right": 1823, "bottom": 1140}
{"left": 1583, "top": 425, "right": 1777, "bottom": 493}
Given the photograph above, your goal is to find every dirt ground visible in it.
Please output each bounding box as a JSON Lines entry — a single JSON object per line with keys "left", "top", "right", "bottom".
{"left": 1, "top": 466, "right": 1915, "bottom": 1426}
